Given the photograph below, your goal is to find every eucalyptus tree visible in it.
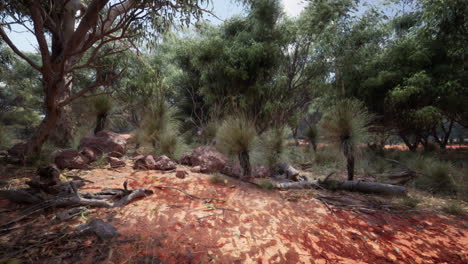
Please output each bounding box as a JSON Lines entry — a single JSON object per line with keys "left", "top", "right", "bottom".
{"left": 0, "top": 0, "right": 209, "bottom": 157}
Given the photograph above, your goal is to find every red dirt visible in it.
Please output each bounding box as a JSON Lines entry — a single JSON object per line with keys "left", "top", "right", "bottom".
{"left": 67, "top": 165, "right": 468, "bottom": 264}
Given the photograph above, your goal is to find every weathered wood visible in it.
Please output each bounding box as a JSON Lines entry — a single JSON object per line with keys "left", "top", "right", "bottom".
{"left": 277, "top": 162, "right": 301, "bottom": 181}
{"left": 274, "top": 179, "right": 406, "bottom": 195}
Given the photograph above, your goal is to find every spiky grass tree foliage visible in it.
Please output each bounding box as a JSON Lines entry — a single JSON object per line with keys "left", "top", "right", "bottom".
{"left": 305, "top": 125, "right": 318, "bottom": 152}
{"left": 138, "top": 102, "right": 186, "bottom": 159}
{"left": 216, "top": 116, "right": 257, "bottom": 178}
{"left": 258, "top": 127, "right": 288, "bottom": 168}
{"left": 320, "top": 99, "right": 374, "bottom": 181}
{"left": 92, "top": 95, "right": 113, "bottom": 134}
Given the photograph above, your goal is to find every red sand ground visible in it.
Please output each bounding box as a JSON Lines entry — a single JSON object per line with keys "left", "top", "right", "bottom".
{"left": 63, "top": 165, "right": 468, "bottom": 264}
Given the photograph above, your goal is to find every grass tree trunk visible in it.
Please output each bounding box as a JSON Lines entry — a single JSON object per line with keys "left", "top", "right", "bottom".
{"left": 94, "top": 113, "right": 108, "bottom": 135}
{"left": 343, "top": 144, "right": 355, "bottom": 181}
{"left": 238, "top": 151, "right": 251, "bottom": 178}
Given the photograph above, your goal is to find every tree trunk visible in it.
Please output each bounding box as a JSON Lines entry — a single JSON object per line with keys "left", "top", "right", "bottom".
{"left": 94, "top": 113, "right": 108, "bottom": 135}
{"left": 26, "top": 108, "right": 60, "bottom": 158}
{"left": 399, "top": 134, "right": 419, "bottom": 152}
{"left": 238, "top": 151, "right": 251, "bottom": 178}
{"left": 48, "top": 75, "right": 73, "bottom": 148}
{"left": 343, "top": 144, "right": 354, "bottom": 181}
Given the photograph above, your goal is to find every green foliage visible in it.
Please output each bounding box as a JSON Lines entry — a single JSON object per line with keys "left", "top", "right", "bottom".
{"left": 216, "top": 115, "right": 257, "bottom": 157}
{"left": 401, "top": 196, "right": 421, "bottom": 209}
{"left": 441, "top": 201, "right": 465, "bottom": 216}
{"left": 258, "top": 179, "right": 275, "bottom": 190}
{"left": 402, "top": 154, "right": 466, "bottom": 197}
{"left": 320, "top": 99, "right": 374, "bottom": 157}
{"left": 256, "top": 128, "right": 288, "bottom": 167}
{"left": 137, "top": 102, "right": 186, "bottom": 159}
{"left": 92, "top": 95, "right": 113, "bottom": 116}
{"left": 201, "top": 119, "right": 221, "bottom": 145}
{"left": 210, "top": 173, "right": 225, "bottom": 184}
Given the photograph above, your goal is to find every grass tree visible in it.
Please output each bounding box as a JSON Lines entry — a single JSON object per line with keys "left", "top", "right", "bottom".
{"left": 92, "top": 95, "right": 113, "bottom": 134}
{"left": 305, "top": 125, "right": 318, "bottom": 152}
{"left": 320, "top": 99, "right": 374, "bottom": 181}
{"left": 216, "top": 116, "right": 257, "bottom": 178}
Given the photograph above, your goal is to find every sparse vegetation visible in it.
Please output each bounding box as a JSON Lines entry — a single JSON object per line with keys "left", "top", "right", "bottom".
{"left": 442, "top": 201, "right": 465, "bottom": 216}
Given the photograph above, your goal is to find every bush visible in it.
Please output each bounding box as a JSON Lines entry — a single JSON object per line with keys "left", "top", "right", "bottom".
{"left": 403, "top": 154, "right": 466, "bottom": 197}
{"left": 216, "top": 115, "right": 257, "bottom": 177}
{"left": 210, "top": 174, "right": 226, "bottom": 184}
{"left": 401, "top": 196, "right": 420, "bottom": 208}
{"left": 201, "top": 119, "right": 220, "bottom": 145}
{"left": 256, "top": 128, "right": 288, "bottom": 167}
{"left": 137, "top": 102, "right": 186, "bottom": 159}
{"left": 305, "top": 125, "right": 318, "bottom": 152}
{"left": 442, "top": 201, "right": 465, "bottom": 215}
{"left": 258, "top": 179, "right": 275, "bottom": 190}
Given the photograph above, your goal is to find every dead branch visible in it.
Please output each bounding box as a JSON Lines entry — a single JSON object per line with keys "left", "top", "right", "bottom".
{"left": 153, "top": 185, "right": 225, "bottom": 202}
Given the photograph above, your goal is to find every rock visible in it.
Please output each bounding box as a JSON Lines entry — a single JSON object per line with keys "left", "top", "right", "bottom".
{"left": 107, "top": 157, "right": 126, "bottom": 168}
{"left": 54, "top": 149, "right": 89, "bottom": 170}
{"left": 77, "top": 218, "right": 118, "bottom": 241}
{"left": 80, "top": 147, "right": 97, "bottom": 163}
{"left": 175, "top": 170, "right": 188, "bottom": 179}
{"left": 7, "top": 142, "right": 27, "bottom": 158}
{"left": 133, "top": 155, "right": 156, "bottom": 170}
{"left": 190, "top": 166, "right": 201, "bottom": 173}
{"left": 79, "top": 130, "right": 127, "bottom": 158}
{"left": 181, "top": 146, "right": 227, "bottom": 173}
{"left": 222, "top": 161, "right": 243, "bottom": 178}
{"left": 133, "top": 154, "right": 144, "bottom": 160}
{"left": 154, "top": 155, "right": 177, "bottom": 171}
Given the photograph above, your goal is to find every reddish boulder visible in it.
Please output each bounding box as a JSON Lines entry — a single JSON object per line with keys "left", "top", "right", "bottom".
{"left": 80, "top": 147, "right": 97, "bottom": 163}
{"left": 55, "top": 149, "right": 89, "bottom": 170}
{"left": 181, "top": 146, "right": 227, "bottom": 173}
{"left": 133, "top": 155, "right": 156, "bottom": 170}
{"left": 79, "top": 130, "right": 126, "bottom": 158}
{"left": 107, "top": 157, "right": 126, "bottom": 168}
{"left": 190, "top": 166, "right": 202, "bottom": 173}
{"left": 175, "top": 170, "right": 188, "bottom": 179}
{"left": 154, "top": 155, "right": 177, "bottom": 171}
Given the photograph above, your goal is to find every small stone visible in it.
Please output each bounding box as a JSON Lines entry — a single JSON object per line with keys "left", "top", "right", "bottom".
{"left": 175, "top": 170, "right": 188, "bottom": 179}
{"left": 190, "top": 166, "right": 201, "bottom": 173}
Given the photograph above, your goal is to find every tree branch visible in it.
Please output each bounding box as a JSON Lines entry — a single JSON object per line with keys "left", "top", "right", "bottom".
{"left": 0, "top": 27, "right": 41, "bottom": 71}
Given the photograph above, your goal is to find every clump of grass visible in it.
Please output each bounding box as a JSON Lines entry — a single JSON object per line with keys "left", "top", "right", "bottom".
{"left": 442, "top": 201, "right": 465, "bottom": 215}
{"left": 92, "top": 155, "right": 108, "bottom": 168}
{"left": 403, "top": 154, "right": 464, "bottom": 196}
{"left": 210, "top": 174, "right": 225, "bottom": 184}
{"left": 91, "top": 95, "right": 113, "bottom": 134}
{"left": 401, "top": 196, "right": 421, "bottom": 208}
{"left": 320, "top": 99, "right": 374, "bottom": 180}
{"left": 216, "top": 115, "right": 257, "bottom": 178}
{"left": 258, "top": 179, "right": 275, "bottom": 190}
{"left": 137, "top": 102, "right": 187, "bottom": 159}
{"left": 202, "top": 119, "right": 220, "bottom": 145}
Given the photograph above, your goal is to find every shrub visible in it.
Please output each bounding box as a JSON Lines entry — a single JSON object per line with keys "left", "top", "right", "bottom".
{"left": 137, "top": 102, "right": 186, "bottom": 159}
{"left": 320, "top": 99, "right": 374, "bottom": 180}
{"left": 258, "top": 179, "right": 275, "bottom": 190}
{"left": 210, "top": 174, "right": 225, "bottom": 184}
{"left": 442, "top": 201, "right": 465, "bottom": 215}
{"left": 401, "top": 196, "right": 420, "bottom": 208}
{"left": 256, "top": 127, "right": 288, "bottom": 167}
{"left": 201, "top": 119, "right": 220, "bottom": 145}
{"left": 403, "top": 154, "right": 466, "bottom": 197}
{"left": 216, "top": 115, "right": 257, "bottom": 178}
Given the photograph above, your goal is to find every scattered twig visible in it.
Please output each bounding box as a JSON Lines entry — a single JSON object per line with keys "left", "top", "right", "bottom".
{"left": 153, "top": 186, "right": 225, "bottom": 202}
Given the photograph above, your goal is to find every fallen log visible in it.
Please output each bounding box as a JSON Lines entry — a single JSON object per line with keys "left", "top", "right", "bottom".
{"left": 277, "top": 162, "right": 301, "bottom": 181}
{"left": 275, "top": 179, "right": 406, "bottom": 195}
